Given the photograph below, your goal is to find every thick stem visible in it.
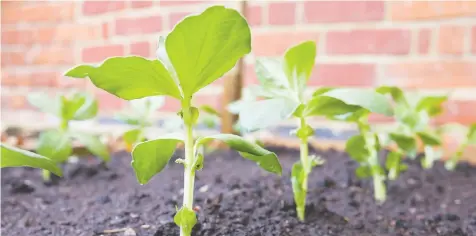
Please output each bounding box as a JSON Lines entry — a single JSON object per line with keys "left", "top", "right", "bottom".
{"left": 365, "top": 133, "right": 387, "bottom": 203}
{"left": 42, "top": 169, "right": 51, "bottom": 182}
{"left": 297, "top": 117, "right": 309, "bottom": 221}
{"left": 373, "top": 174, "right": 386, "bottom": 203}
{"left": 180, "top": 101, "right": 196, "bottom": 236}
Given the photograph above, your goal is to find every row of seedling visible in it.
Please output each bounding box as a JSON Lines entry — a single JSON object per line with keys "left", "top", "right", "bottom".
{"left": 1, "top": 5, "right": 475, "bottom": 236}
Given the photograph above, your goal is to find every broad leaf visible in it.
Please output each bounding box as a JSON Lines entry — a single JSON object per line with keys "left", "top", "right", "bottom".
{"left": 355, "top": 166, "right": 372, "bottom": 179}
{"left": 345, "top": 135, "right": 369, "bottom": 163}
{"left": 198, "top": 105, "right": 220, "bottom": 117}
{"left": 388, "top": 132, "right": 417, "bottom": 153}
{"left": 71, "top": 133, "right": 110, "bottom": 162}
{"left": 123, "top": 128, "right": 144, "bottom": 147}
{"left": 1, "top": 143, "right": 62, "bottom": 176}
{"left": 72, "top": 93, "right": 98, "bottom": 120}
{"left": 165, "top": 6, "right": 251, "bottom": 97}
{"left": 416, "top": 95, "right": 447, "bottom": 117}
{"left": 61, "top": 94, "right": 86, "bottom": 121}
{"left": 130, "top": 96, "right": 165, "bottom": 116}
{"left": 37, "top": 130, "right": 72, "bottom": 163}
{"left": 65, "top": 56, "right": 181, "bottom": 100}
{"left": 417, "top": 131, "right": 441, "bottom": 146}
{"left": 131, "top": 135, "right": 184, "bottom": 184}
{"left": 376, "top": 86, "right": 408, "bottom": 106}
{"left": 283, "top": 41, "right": 316, "bottom": 94}
{"left": 237, "top": 98, "right": 299, "bottom": 131}
{"left": 468, "top": 124, "right": 476, "bottom": 144}
{"left": 174, "top": 207, "right": 197, "bottom": 235}
{"left": 320, "top": 88, "right": 393, "bottom": 116}
{"left": 304, "top": 96, "right": 361, "bottom": 117}
{"left": 27, "top": 92, "right": 61, "bottom": 116}
{"left": 196, "top": 134, "right": 282, "bottom": 175}
{"left": 255, "top": 57, "right": 288, "bottom": 88}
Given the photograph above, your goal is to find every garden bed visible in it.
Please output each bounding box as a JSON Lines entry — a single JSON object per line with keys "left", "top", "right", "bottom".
{"left": 2, "top": 146, "right": 476, "bottom": 236}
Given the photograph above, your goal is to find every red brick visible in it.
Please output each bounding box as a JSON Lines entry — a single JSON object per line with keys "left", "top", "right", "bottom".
{"left": 94, "top": 88, "right": 126, "bottom": 110}
{"left": 130, "top": 42, "right": 150, "bottom": 57}
{"left": 159, "top": 1, "right": 207, "bottom": 6}
{"left": 418, "top": 28, "right": 431, "bottom": 55}
{"left": 304, "top": 1, "right": 384, "bottom": 23}
{"left": 83, "top": 1, "right": 126, "bottom": 15}
{"left": 243, "top": 64, "right": 258, "bottom": 85}
{"left": 1, "top": 72, "right": 30, "bottom": 87}
{"left": 1, "top": 95, "right": 28, "bottom": 109}
{"left": 438, "top": 25, "right": 465, "bottom": 55}
{"left": 1, "top": 30, "right": 34, "bottom": 45}
{"left": 436, "top": 101, "right": 476, "bottom": 125}
{"left": 31, "top": 48, "right": 74, "bottom": 65}
{"left": 35, "top": 24, "right": 106, "bottom": 44}
{"left": 246, "top": 5, "right": 262, "bottom": 27}
{"left": 381, "top": 62, "right": 476, "bottom": 88}
{"left": 253, "top": 31, "right": 319, "bottom": 56}
{"left": 472, "top": 26, "right": 476, "bottom": 55}
{"left": 115, "top": 16, "right": 162, "bottom": 35}
{"left": 57, "top": 75, "right": 88, "bottom": 88}
{"left": 163, "top": 96, "right": 181, "bottom": 112}
{"left": 268, "top": 2, "right": 296, "bottom": 25}
{"left": 30, "top": 72, "right": 59, "bottom": 87}
{"left": 326, "top": 29, "right": 411, "bottom": 55}
{"left": 309, "top": 64, "right": 375, "bottom": 87}
{"left": 131, "top": 1, "right": 153, "bottom": 8}
{"left": 2, "top": 2, "right": 74, "bottom": 24}
{"left": 1, "top": 52, "right": 25, "bottom": 66}
{"left": 193, "top": 93, "right": 222, "bottom": 111}
{"left": 390, "top": 1, "right": 476, "bottom": 21}
{"left": 169, "top": 12, "right": 191, "bottom": 29}
{"left": 82, "top": 45, "right": 125, "bottom": 63}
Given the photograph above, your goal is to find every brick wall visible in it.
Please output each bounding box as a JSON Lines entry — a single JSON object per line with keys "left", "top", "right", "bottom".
{"left": 2, "top": 0, "right": 476, "bottom": 126}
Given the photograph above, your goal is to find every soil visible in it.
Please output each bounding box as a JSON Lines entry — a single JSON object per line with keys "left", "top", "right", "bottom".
{"left": 2, "top": 146, "right": 476, "bottom": 236}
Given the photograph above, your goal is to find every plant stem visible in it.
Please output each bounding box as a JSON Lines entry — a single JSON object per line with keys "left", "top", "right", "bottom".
{"left": 365, "top": 132, "right": 386, "bottom": 203}
{"left": 181, "top": 101, "right": 196, "bottom": 236}
{"left": 297, "top": 117, "right": 309, "bottom": 221}
{"left": 60, "top": 119, "right": 69, "bottom": 131}
{"left": 42, "top": 169, "right": 51, "bottom": 182}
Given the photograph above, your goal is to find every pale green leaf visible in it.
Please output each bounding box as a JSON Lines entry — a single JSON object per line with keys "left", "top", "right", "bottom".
{"left": 27, "top": 92, "right": 61, "bottom": 116}
{"left": 389, "top": 132, "right": 417, "bottom": 153}
{"left": 61, "top": 94, "right": 86, "bottom": 121}
{"left": 166, "top": 6, "right": 251, "bottom": 96}
{"left": 72, "top": 93, "right": 98, "bottom": 120}
{"left": 196, "top": 134, "right": 282, "bottom": 175}
{"left": 355, "top": 166, "right": 372, "bottom": 179}
{"left": 130, "top": 96, "right": 165, "bottom": 116}
{"left": 283, "top": 41, "right": 316, "bottom": 94}
{"left": 291, "top": 161, "right": 306, "bottom": 220}
{"left": 376, "top": 86, "right": 408, "bottom": 106}
{"left": 123, "top": 128, "right": 144, "bottom": 147}
{"left": 237, "top": 98, "right": 299, "bottom": 131}
{"left": 131, "top": 135, "right": 184, "bottom": 184}
{"left": 320, "top": 88, "right": 393, "bottom": 116}
{"left": 1, "top": 143, "right": 62, "bottom": 177}
{"left": 345, "top": 134, "right": 369, "bottom": 163}
{"left": 303, "top": 96, "right": 361, "bottom": 117}
{"left": 417, "top": 131, "right": 441, "bottom": 146}
{"left": 416, "top": 95, "right": 447, "bottom": 117}
{"left": 71, "top": 133, "right": 110, "bottom": 162}
{"left": 255, "top": 57, "right": 288, "bottom": 88}
{"left": 468, "top": 124, "right": 476, "bottom": 144}
{"left": 65, "top": 56, "right": 182, "bottom": 100}
{"left": 199, "top": 105, "right": 220, "bottom": 117}
{"left": 37, "top": 130, "right": 72, "bottom": 163}
{"left": 174, "top": 207, "right": 197, "bottom": 235}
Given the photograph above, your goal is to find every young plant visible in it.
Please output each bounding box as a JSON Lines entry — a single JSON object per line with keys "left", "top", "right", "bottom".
{"left": 377, "top": 86, "right": 447, "bottom": 175}
{"left": 65, "top": 6, "right": 282, "bottom": 236}
{"left": 115, "top": 96, "right": 166, "bottom": 152}
{"left": 230, "top": 41, "right": 393, "bottom": 221}
{"left": 27, "top": 91, "right": 110, "bottom": 182}
{"left": 441, "top": 123, "right": 476, "bottom": 170}
{"left": 342, "top": 109, "right": 389, "bottom": 203}
{"left": 1, "top": 143, "right": 63, "bottom": 177}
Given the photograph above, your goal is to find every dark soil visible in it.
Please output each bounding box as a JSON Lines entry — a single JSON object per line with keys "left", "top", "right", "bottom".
{"left": 2, "top": 146, "right": 476, "bottom": 236}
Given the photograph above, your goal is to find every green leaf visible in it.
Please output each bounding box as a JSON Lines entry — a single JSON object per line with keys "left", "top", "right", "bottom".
{"left": 72, "top": 93, "right": 98, "bottom": 120}
{"left": 303, "top": 96, "right": 361, "bottom": 117}
{"left": 388, "top": 132, "right": 417, "bottom": 153}
{"left": 27, "top": 92, "right": 61, "bottom": 116}
{"left": 61, "top": 94, "right": 86, "bottom": 121}
{"left": 320, "top": 88, "right": 393, "bottom": 116}
{"left": 345, "top": 134, "right": 369, "bottom": 163}
{"left": 255, "top": 57, "right": 288, "bottom": 88}
{"left": 296, "top": 124, "right": 314, "bottom": 139}
{"left": 416, "top": 95, "right": 447, "bottom": 117}
{"left": 123, "top": 128, "right": 144, "bottom": 147}
{"left": 237, "top": 98, "right": 299, "bottom": 131}
{"left": 130, "top": 95, "right": 165, "bottom": 116}
{"left": 193, "top": 153, "right": 204, "bottom": 171}
{"left": 37, "top": 130, "right": 72, "bottom": 163}
{"left": 196, "top": 134, "right": 282, "bottom": 175}
{"left": 466, "top": 124, "right": 476, "bottom": 144}
{"left": 385, "top": 151, "right": 402, "bottom": 171}
{"left": 174, "top": 207, "right": 197, "bottom": 235}
{"left": 291, "top": 161, "right": 306, "bottom": 220}
{"left": 355, "top": 165, "right": 372, "bottom": 179}
{"left": 283, "top": 41, "right": 316, "bottom": 94}
{"left": 165, "top": 6, "right": 251, "bottom": 97}
{"left": 1, "top": 143, "right": 63, "bottom": 177}
{"left": 376, "top": 86, "right": 408, "bottom": 106}
{"left": 198, "top": 105, "right": 220, "bottom": 117}
{"left": 71, "top": 133, "right": 110, "bottom": 162}
{"left": 312, "top": 87, "right": 335, "bottom": 97}
{"left": 65, "top": 56, "right": 182, "bottom": 100}
{"left": 131, "top": 134, "right": 184, "bottom": 184}
{"left": 417, "top": 131, "right": 441, "bottom": 146}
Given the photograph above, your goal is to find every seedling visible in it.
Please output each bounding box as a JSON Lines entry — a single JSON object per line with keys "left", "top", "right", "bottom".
{"left": 27, "top": 91, "right": 110, "bottom": 182}
{"left": 65, "top": 6, "right": 282, "bottom": 236}
{"left": 1, "top": 143, "right": 63, "bottom": 177}
{"left": 230, "top": 41, "right": 393, "bottom": 220}
{"left": 342, "top": 109, "right": 388, "bottom": 203}
{"left": 440, "top": 123, "right": 476, "bottom": 170}
{"left": 377, "top": 86, "right": 447, "bottom": 174}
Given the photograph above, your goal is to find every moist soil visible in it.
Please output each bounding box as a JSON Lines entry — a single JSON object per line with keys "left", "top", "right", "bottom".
{"left": 2, "top": 146, "right": 476, "bottom": 236}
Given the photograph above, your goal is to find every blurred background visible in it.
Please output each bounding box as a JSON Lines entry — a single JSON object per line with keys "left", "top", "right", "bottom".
{"left": 1, "top": 0, "right": 475, "bottom": 152}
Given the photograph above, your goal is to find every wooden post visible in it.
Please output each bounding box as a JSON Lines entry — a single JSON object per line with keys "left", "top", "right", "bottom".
{"left": 221, "top": 0, "right": 247, "bottom": 135}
